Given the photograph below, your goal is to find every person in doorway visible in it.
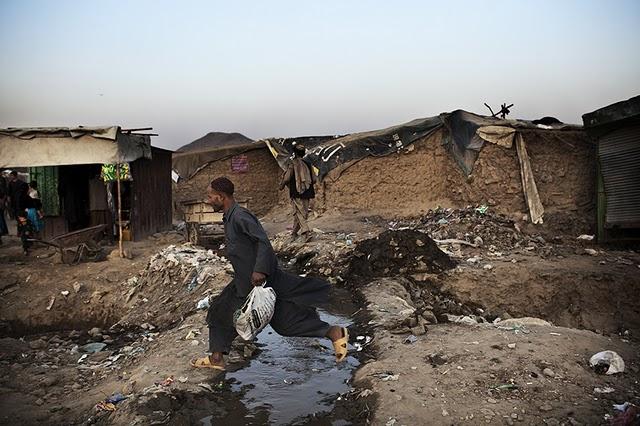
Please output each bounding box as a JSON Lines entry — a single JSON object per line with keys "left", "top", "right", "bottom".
{"left": 279, "top": 144, "right": 316, "bottom": 242}
{"left": 8, "top": 171, "right": 29, "bottom": 222}
{"left": 191, "top": 177, "right": 348, "bottom": 371}
{"left": 0, "top": 175, "right": 8, "bottom": 245}
{"left": 27, "top": 181, "right": 45, "bottom": 235}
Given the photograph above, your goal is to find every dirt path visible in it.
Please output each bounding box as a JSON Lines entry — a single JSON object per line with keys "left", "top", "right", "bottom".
{"left": 1, "top": 208, "right": 639, "bottom": 425}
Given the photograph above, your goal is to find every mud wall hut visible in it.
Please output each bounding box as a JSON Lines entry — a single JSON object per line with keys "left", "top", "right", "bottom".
{"left": 172, "top": 142, "right": 282, "bottom": 218}
{"left": 267, "top": 111, "right": 597, "bottom": 231}
{"left": 0, "top": 126, "right": 172, "bottom": 241}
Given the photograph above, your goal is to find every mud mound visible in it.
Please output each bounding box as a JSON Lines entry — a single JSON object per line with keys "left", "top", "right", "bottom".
{"left": 115, "top": 244, "right": 233, "bottom": 330}
{"left": 349, "top": 230, "right": 455, "bottom": 281}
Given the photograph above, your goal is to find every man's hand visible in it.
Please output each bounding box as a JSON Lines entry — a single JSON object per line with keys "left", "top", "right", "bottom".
{"left": 251, "top": 272, "right": 267, "bottom": 287}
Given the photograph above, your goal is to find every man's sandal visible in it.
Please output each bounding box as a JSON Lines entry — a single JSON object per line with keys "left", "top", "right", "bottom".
{"left": 332, "top": 327, "right": 349, "bottom": 363}
{"left": 190, "top": 356, "right": 226, "bottom": 371}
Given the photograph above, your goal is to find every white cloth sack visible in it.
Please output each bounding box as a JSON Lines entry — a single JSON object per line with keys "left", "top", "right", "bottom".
{"left": 234, "top": 285, "right": 276, "bottom": 340}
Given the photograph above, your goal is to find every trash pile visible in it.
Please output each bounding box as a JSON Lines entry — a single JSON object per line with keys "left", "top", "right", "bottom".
{"left": 115, "top": 244, "right": 233, "bottom": 330}
{"left": 272, "top": 231, "right": 357, "bottom": 282}
{"left": 391, "top": 206, "right": 558, "bottom": 257}
{"left": 348, "top": 229, "right": 456, "bottom": 281}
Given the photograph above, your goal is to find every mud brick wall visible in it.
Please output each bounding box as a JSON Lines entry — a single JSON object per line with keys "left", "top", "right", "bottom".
{"left": 174, "top": 148, "right": 282, "bottom": 218}
{"left": 320, "top": 129, "right": 596, "bottom": 229}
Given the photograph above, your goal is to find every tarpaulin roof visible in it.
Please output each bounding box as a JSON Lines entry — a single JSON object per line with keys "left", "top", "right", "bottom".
{"left": 0, "top": 126, "right": 152, "bottom": 167}
{"left": 265, "top": 110, "right": 583, "bottom": 180}
{"left": 172, "top": 141, "right": 266, "bottom": 180}
{"left": 264, "top": 116, "right": 443, "bottom": 179}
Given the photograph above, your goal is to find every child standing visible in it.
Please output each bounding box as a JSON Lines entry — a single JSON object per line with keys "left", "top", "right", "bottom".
{"left": 17, "top": 210, "right": 35, "bottom": 255}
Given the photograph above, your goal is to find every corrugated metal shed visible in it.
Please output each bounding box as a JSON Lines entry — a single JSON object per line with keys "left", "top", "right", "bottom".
{"left": 583, "top": 95, "right": 640, "bottom": 241}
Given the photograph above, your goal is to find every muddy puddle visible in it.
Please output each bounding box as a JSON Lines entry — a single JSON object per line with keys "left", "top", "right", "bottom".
{"left": 202, "top": 289, "right": 361, "bottom": 425}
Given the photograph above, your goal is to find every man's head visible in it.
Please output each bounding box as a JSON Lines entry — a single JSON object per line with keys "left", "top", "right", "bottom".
{"left": 29, "top": 181, "right": 38, "bottom": 190}
{"left": 9, "top": 171, "right": 18, "bottom": 181}
{"left": 208, "top": 177, "right": 234, "bottom": 212}
{"left": 293, "top": 143, "right": 306, "bottom": 158}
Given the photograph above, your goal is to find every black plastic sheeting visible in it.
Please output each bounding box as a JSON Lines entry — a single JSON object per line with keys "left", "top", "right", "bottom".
{"left": 266, "top": 116, "right": 443, "bottom": 180}
{"left": 266, "top": 110, "right": 583, "bottom": 180}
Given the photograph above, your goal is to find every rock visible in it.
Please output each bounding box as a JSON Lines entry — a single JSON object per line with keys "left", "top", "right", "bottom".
{"left": 542, "top": 368, "right": 555, "bottom": 378}
{"left": 88, "top": 351, "right": 113, "bottom": 362}
{"left": 35, "top": 398, "right": 44, "bottom": 406}
{"left": 41, "top": 376, "right": 59, "bottom": 387}
{"left": 539, "top": 404, "right": 553, "bottom": 412}
{"left": 87, "top": 328, "right": 102, "bottom": 338}
{"left": 73, "top": 282, "right": 84, "bottom": 293}
{"left": 483, "top": 264, "right": 494, "bottom": 270}
{"left": 140, "top": 323, "right": 155, "bottom": 331}
{"left": 71, "top": 383, "right": 82, "bottom": 390}
{"left": 29, "top": 339, "right": 48, "bottom": 350}
{"left": 406, "top": 317, "right": 418, "bottom": 328}
{"left": 507, "top": 343, "right": 516, "bottom": 349}
{"left": 474, "top": 236, "right": 484, "bottom": 246}
{"left": 422, "top": 310, "right": 438, "bottom": 324}
{"left": 545, "top": 418, "right": 560, "bottom": 426}
{"left": 487, "top": 397, "right": 497, "bottom": 404}
{"left": 584, "top": 248, "right": 598, "bottom": 256}
{"left": 68, "top": 330, "right": 81, "bottom": 339}
{"left": 497, "top": 317, "right": 551, "bottom": 327}
{"left": 410, "top": 325, "right": 427, "bottom": 336}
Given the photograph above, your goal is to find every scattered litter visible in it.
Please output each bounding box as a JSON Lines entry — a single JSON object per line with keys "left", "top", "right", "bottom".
{"left": 483, "top": 264, "right": 494, "bottom": 270}
{"left": 446, "top": 314, "right": 479, "bottom": 325}
{"left": 178, "top": 376, "right": 188, "bottom": 383}
{"left": 80, "top": 342, "right": 107, "bottom": 353}
{"left": 507, "top": 343, "right": 516, "bottom": 349}
{"left": 491, "top": 384, "right": 518, "bottom": 390}
{"left": 381, "top": 374, "right": 399, "bottom": 382}
{"left": 584, "top": 248, "right": 598, "bottom": 256}
{"left": 77, "top": 354, "right": 88, "bottom": 363}
{"left": 196, "top": 296, "right": 210, "bottom": 310}
{"left": 475, "top": 205, "right": 489, "bottom": 214}
{"left": 589, "top": 351, "right": 625, "bottom": 375}
{"left": 386, "top": 418, "right": 397, "bottom": 426}
{"left": 358, "top": 389, "right": 374, "bottom": 398}
{"left": 185, "top": 329, "right": 200, "bottom": 340}
{"left": 95, "top": 402, "right": 116, "bottom": 412}
{"left": 577, "top": 234, "right": 595, "bottom": 241}
{"left": 197, "top": 383, "right": 214, "bottom": 392}
{"left": 403, "top": 335, "right": 418, "bottom": 344}
{"left": 60, "top": 290, "right": 70, "bottom": 297}
{"left": 593, "top": 387, "right": 615, "bottom": 394}
{"left": 613, "top": 402, "right": 630, "bottom": 412}
{"left": 106, "top": 393, "right": 128, "bottom": 404}
{"left": 549, "top": 332, "right": 562, "bottom": 336}
{"left": 46, "top": 296, "right": 56, "bottom": 311}
{"left": 155, "top": 376, "right": 174, "bottom": 387}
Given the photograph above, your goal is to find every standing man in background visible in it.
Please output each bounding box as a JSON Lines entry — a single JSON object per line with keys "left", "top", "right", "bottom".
{"left": 279, "top": 144, "right": 316, "bottom": 242}
{"left": 8, "top": 171, "right": 29, "bottom": 223}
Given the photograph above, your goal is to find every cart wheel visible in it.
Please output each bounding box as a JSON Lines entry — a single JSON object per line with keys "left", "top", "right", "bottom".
{"left": 187, "top": 223, "right": 199, "bottom": 245}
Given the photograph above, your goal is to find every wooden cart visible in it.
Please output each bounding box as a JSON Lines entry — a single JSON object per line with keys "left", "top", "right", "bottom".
{"left": 28, "top": 224, "right": 108, "bottom": 264}
{"left": 180, "top": 198, "right": 249, "bottom": 247}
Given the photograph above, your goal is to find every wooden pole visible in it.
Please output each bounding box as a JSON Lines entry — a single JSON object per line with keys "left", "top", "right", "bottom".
{"left": 116, "top": 164, "right": 123, "bottom": 258}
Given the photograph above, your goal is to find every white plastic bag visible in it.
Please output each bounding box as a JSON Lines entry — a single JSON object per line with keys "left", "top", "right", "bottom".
{"left": 589, "top": 350, "right": 625, "bottom": 375}
{"left": 234, "top": 285, "right": 276, "bottom": 340}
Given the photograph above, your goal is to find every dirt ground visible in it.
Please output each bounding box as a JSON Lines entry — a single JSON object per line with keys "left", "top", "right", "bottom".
{"left": 0, "top": 206, "right": 639, "bottom": 425}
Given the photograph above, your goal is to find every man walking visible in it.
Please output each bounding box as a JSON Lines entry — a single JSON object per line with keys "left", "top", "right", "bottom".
{"left": 191, "top": 177, "right": 348, "bottom": 371}
{"left": 8, "top": 171, "right": 29, "bottom": 221}
{"left": 279, "top": 144, "right": 315, "bottom": 242}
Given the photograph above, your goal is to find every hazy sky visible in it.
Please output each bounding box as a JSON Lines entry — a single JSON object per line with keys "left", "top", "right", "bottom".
{"left": 1, "top": 1, "right": 638, "bottom": 150}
